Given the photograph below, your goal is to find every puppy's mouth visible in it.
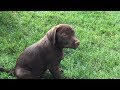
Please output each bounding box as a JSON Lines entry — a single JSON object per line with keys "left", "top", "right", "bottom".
{"left": 66, "top": 43, "right": 79, "bottom": 49}
{"left": 70, "top": 42, "right": 80, "bottom": 49}
{"left": 70, "top": 45, "right": 79, "bottom": 49}
{"left": 64, "top": 40, "right": 80, "bottom": 49}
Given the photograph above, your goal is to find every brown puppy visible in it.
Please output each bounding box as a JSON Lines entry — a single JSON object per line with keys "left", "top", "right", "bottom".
{"left": 15, "top": 24, "right": 80, "bottom": 79}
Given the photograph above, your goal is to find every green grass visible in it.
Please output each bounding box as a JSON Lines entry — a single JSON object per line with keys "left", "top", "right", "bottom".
{"left": 0, "top": 11, "right": 120, "bottom": 79}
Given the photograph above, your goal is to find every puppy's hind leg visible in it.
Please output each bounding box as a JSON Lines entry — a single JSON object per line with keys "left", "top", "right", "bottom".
{"left": 15, "top": 68, "right": 38, "bottom": 79}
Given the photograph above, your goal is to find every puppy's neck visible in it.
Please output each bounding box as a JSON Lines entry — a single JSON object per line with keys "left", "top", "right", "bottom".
{"left": 54, "top": 43, "right": 63, "bottom": 52}
{"left": 54, "top": 44, "right": 64, "bottom": 60}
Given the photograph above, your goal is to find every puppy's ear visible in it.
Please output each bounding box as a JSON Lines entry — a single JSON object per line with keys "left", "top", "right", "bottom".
{"left": 47, "top": 26, "right": 58, "bottom": 45}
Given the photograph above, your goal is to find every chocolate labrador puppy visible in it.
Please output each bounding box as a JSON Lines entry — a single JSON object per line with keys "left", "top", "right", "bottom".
{"left": 1, "top": 24, "right": 80, "bottom": 79}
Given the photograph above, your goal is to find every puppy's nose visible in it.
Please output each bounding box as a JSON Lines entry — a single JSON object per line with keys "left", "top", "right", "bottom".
{"left": 75, "top": 41, "right": 80, "bottom": 46}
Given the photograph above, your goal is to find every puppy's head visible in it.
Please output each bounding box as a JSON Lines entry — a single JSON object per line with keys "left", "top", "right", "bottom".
{"left": 47, "top": 24, "right": 79, "bottom": 49}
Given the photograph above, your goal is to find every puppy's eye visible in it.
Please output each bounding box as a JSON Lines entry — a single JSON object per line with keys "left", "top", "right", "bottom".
{"left": 62, "top": 33, "right": 67, "bottom": 37}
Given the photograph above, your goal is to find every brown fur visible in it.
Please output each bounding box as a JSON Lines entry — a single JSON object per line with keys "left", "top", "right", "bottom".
{"left": 14, "top": 24, "right": 79, "bottom": 79}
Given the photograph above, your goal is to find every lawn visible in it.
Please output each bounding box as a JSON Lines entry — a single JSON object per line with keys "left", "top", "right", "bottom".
{"left": 0, "top": 11, "right": 120, "bottom": 79}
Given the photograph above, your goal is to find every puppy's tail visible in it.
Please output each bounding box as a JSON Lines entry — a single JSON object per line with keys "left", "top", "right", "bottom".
{"left": 0, "top": 66, "right": 14, "bottom": 76}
